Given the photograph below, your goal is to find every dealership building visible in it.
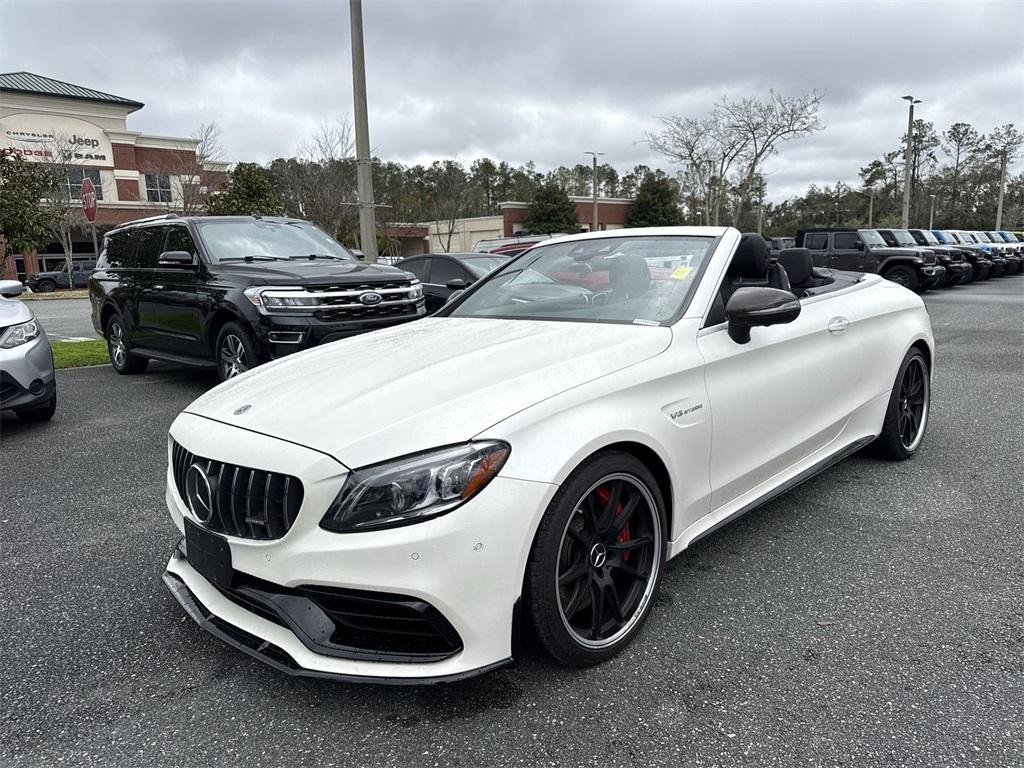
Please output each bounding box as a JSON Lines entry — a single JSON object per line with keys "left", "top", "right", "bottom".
{"left": 0, "top": 72, "right": 228, "bottom": 280}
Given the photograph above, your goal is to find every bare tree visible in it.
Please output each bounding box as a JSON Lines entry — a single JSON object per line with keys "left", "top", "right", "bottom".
{"left": 424, "top": 160, "right": 471, "bottom": 252}
{"left": 645, "top": 90, "right": 823, "bottom": 226}
{"left": 942, "top": 122, "right": 981, "bottom": 218}
{"left": 33, "top": 134, "right": 86, "bottom": 281}
{"left": 138, "top": 121, "right": 225, "bottom": 214}
{"left": 722, "top": 90, "right": 824, "bottom": 225}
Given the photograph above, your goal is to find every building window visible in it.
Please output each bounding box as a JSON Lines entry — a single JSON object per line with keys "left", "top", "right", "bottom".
{"left": 66, "top": 168, "right": 103, "bottom": 201}
{"left": 145, "top": 173, "right": 173, "bottom": 203}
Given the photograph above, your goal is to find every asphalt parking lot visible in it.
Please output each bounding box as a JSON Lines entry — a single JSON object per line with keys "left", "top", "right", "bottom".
{"left": 1, "top": 279, "right": 1021, "bottom": 768}
{"left": 20, "top": 296, "right": 96, "bottom": 340}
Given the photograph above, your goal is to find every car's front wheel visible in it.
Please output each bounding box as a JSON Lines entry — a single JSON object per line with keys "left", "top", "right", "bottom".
{"left": 215, "top": 321, "right": 260, "bottom": 382}
{"left": 35, "top": 279, "right": 56, "bottom": 293}
{"left": 525, "top": 452, "right": 666, "bottom": 666}
{"left": 871, "top": 347, "right": 930, "bottom": 461}
{"left": 105, "top": 315, "right": 148, "bottom": 375}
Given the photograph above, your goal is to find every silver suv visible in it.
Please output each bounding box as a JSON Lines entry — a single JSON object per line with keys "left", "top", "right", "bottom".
{"left": 0, "top": 281, "right": 56, "bottom": 422}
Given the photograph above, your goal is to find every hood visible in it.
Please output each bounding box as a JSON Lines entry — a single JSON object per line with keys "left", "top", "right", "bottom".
{"left": 0, "top": 298, "right": 34, "bottom": 328}
{"left": 184, "top": 317, "right": 672, "bottom": 468}
{"left": 210, "top": 259, "right": 413, "bottom": 286}
{"left": 870, "top": 245, "right": 935, "bottom": 263}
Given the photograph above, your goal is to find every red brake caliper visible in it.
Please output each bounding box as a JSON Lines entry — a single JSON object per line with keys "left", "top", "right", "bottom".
{"left": 595, "top": 487, "right": 631, "bottom": 563}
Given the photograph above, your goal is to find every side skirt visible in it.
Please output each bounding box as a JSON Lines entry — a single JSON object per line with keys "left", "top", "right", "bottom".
{"left": 684, "top": 435, "right": 875, "bottom": 549}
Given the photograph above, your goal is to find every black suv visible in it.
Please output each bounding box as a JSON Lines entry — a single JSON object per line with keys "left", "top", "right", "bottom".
{"left": 875, "top": 228, "right": 970, "bottom": 286}
{"left": 89, "top": 215, "right": 425, "bottom": 381}
{"left": 794, "top": 228, "right": 943, "bottom": 292}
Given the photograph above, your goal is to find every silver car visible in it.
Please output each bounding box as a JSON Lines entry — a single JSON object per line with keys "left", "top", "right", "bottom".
{"left": 0, "top": 280, "right": 56, "bottom": 422}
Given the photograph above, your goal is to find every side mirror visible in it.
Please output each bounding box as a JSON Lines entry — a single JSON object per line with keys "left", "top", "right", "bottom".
{"left": 855, "top": 240, "right": 864, "bottom": 250}
{"left": 0, "top": 280, "right": 25, "bottom": 298}
{"left": 158, "top": 250, "right": 196, "bottom": 268}
{"left": 446, "top": 278, "right": 467, "bottom": 291}
{"left": 726, "top": 287, "right": 801, "bottom": 344}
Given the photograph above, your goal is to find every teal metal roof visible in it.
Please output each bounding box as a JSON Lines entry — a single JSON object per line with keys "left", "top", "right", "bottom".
{"left": 0, "top": 72, "right": 143, "bottom": 110}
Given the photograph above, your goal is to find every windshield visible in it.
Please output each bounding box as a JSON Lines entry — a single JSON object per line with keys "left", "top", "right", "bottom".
{"left": 974, "top": 232, "right": 992, "bottom": 242}
{"left": 858, "top": 229, "right": 887, "bottom": 247}
{"left": 195, "top": 219, "right": 354, "bottom": 264}
{"left": 892, "top": 229, "right": 917, "bottom": 247}
{"left": 956, "top": 232, "right": 975, "bottom": 243}
{"left": 449, "top": 235, "right": 715, "bottom": 326}
{"left": 460, "top": 256, "right": 509, "bottom": 277}
{"left": 917, "top": 230, "right": 939, "bottom": 245}
{"left": 987, "top": 232, "right": 1003, "bottom": 241}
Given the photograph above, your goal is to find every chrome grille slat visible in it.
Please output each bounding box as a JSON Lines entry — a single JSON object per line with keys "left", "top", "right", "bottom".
{"left": 170, "top": 440, "right": 302, "bottom": 541}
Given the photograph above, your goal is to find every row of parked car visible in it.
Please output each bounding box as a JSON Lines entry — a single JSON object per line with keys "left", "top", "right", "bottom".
{"left": 768, "top": 228, "right": 1024, "bottom": 293}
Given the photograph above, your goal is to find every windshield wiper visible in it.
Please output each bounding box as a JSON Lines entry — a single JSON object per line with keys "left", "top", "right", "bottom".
{"left": 290, "top": 253, "right": 349, "bottom": 261}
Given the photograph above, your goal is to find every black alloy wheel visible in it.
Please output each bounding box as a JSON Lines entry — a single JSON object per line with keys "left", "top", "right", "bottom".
{"left": 526, "top": 452, "right": 666, "bottom": 666}
{"left": 36, "top": 279, "right": 56, "bottom": 293}
{"left": 882, "top": 265, "right": 917, "bottom": 292}
{"left": 871, "top": 348, "right": 930, "bottom": 461}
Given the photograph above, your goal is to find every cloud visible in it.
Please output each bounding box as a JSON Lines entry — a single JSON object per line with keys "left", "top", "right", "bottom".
{"left": 2, "top": 0, "right": 1021, "bottom": 201}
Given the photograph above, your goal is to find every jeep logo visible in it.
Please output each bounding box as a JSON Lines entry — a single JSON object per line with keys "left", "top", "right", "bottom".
{"left": 359, "top": 292, "right": 383, "bottom": 305}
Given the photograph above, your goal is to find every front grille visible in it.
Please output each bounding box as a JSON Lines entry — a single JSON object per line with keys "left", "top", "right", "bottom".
{"left": 171, "top": 440, "right": 303, "bottom": 540}
{"left": 922, "top": 252, "right": 937, "bottom": 265}
{"left": 315, "top": 302, "right": 420, "bottom": 322}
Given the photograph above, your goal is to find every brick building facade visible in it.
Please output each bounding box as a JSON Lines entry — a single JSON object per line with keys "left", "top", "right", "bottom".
{"left": 0, "top": 72, "right": 228, "bottom": 280}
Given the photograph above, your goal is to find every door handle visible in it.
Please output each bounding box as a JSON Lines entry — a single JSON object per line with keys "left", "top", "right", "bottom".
{"left": 827, "top": 317, "right": 850, "bottom": 334}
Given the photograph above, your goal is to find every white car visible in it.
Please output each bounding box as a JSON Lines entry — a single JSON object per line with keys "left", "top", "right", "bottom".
{"left": 163, "top": 227, "right": 933, "bottom": 683}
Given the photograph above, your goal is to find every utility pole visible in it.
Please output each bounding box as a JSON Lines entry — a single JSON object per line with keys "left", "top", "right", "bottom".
{"left": 584, "top": 151, "right": 604, "bottom": 231}
{"left": 901, "top": 95, "right": 921, "bottom": 229}
{"left": 756, "top": 182, "right": 764, "bottom": 235}
{"left": 995, "top": 150, "right": 1008, "bottom": 229}
{"left": 868, "top": 186, "right": 874, "bottom": 227}
{"left": 350, "top": 0, "right": 378, "bottom": 263}
{"left": 928, "top": 194, "right": 937, "bottom": 229}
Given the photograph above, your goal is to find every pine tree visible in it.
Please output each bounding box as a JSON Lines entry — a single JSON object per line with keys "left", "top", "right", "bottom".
{"left": 628, "top": 174, "right": 683, "bottom": 228}
{"left": 525, "top": 182, "right": 579, "bottom": 234}
{"left": 207, "top": 163, "right": 282, "bottom": 216}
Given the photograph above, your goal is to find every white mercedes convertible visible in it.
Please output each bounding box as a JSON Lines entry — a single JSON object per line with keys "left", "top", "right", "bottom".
{"left": 163, "top": 227, "right": 933, "bottom": 683}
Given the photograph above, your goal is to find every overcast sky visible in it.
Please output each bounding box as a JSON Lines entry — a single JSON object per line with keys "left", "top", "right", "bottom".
{"left": 1, "top": 0, "right": 1021, "bottom": 200}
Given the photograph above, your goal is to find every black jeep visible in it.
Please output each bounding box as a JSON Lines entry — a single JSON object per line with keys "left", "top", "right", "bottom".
{"left": 88, "top": 215, "right": 425, "bottom": 381}
{"left": 794, "top": 228, "right": 943, "bottom": 292}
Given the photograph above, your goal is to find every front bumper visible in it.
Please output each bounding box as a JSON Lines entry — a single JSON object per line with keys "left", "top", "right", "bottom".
{"left": 164, "top": 412, "right": 556, "bottom": 683}
{"left": 0, "top": 333, "right": 55, "bottom": 411}
{"left": 921, "top": 265, "right": 945, "bottom": 289}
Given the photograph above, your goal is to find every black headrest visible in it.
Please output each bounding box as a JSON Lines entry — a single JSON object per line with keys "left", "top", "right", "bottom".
{"left": 727, "top": 233, "right": 769, "bottom": 279}
{"left": 609, "top": 253, "right": 651, "bottom": 297}
{"left": 778, "top": 248, "right": 813, "bottom": 285}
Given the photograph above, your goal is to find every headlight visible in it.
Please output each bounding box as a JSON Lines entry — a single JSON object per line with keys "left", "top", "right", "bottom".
{"left": 0, "top": 319, "right": 40, "bottom": 348}
{"left": 320, "top": 441, "right": 510, "bottom": 532}
{"left": 913, "top": 257, "right": 924, "bottom": 264}
{"left": 409, "top": 282, "right": 424, "bottom": 300}
{"left": 243, "top": 286, "right": 318, "bottom": 309}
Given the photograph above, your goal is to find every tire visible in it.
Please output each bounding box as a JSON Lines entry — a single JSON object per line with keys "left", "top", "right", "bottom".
{"left": 105, "top": 314, "right": 148, "bottom": 374}
{"left": 525, "top": 451, "right": 667, "bottom": 667}
{"left": 215, "top": 321, "right": 260, "bottom": 382}
{"left": 16, "top": 392, "right": 56, "bottom": 422}
{"left": 36, "top": 279, "right": 56, "bottom": 293}
{"left": 870, "top": 348, "right": 930, "bottom": 461}
{"left": 881, "top": 265, "right": 918, "bottom": 292}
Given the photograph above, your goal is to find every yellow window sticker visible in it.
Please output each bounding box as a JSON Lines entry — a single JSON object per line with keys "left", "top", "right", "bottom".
{"left": 671, "top": 265, "right": 693, "bottom": 280}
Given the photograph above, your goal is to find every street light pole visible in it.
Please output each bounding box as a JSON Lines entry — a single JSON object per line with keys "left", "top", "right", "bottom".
{"left": 350, "top": 0, "right": 378, "bottom": 263}
{"left": 584, "top": 151, "right": 604, "bottom": 232}
{"left": 901, "top": 95, "right": 921, "bottom": 229}
{"left": 868, "top": 186, "right": 874, "bottom": 227}
{"left": 929, "top": 194, "right": 937, "bottom": 229}
{"left": 995, "top": 150, "right": 1008, "bottom": 229}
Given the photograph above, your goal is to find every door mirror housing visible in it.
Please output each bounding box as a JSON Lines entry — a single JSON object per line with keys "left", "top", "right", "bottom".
{"left": 446, "top": 278, "right": 467, "bottom": 291}
{"left": 158, "top": 250, "right": 196, "bottom": 268}
{"left": 855, "top": 240, "right": 864, "bottom": 250}
{"left": 726, "top": 287, "right": 801, "bottom": 344}
{"left": 0, "top": 280, "right": 25, "bottom": 298}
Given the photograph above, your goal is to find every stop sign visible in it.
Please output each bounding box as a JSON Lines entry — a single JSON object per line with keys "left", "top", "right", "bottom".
{"left": 80, "top": 177, "right": 97, "bottom": 223}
